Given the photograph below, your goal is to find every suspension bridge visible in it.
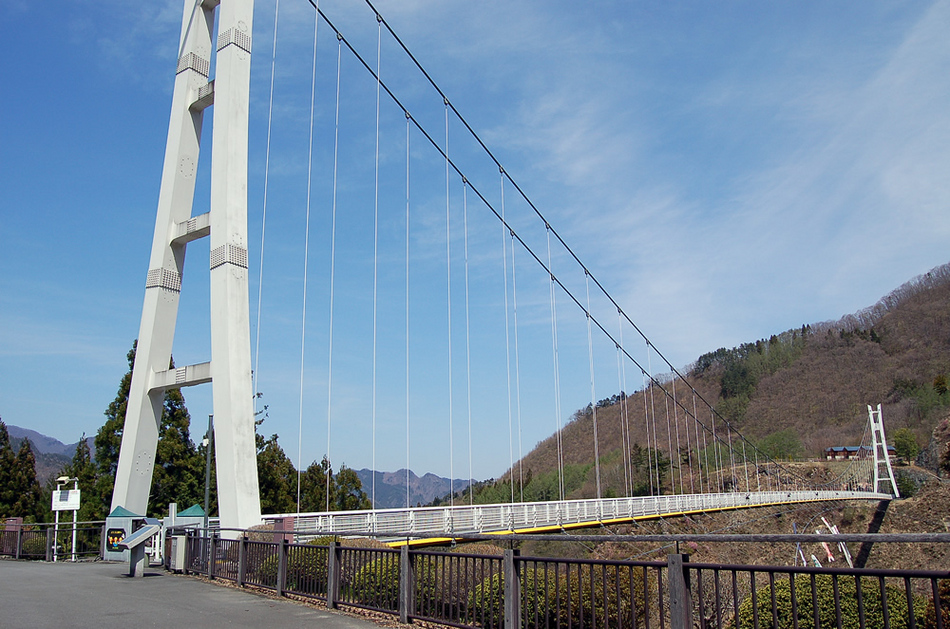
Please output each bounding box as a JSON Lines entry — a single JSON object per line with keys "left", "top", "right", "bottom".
{"left": 110, "top": 0, "right": 900, "bottom": 539}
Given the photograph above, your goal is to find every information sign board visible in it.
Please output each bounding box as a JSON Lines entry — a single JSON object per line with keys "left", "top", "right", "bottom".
{"left": 51, "top": 489, "right": 81, "bottom": 512}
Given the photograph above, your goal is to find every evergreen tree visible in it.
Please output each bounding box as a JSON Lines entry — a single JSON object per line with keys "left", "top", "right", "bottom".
{"left": 0, "top": 419, "right": 19, "bottom": 518}
{"left": 149, "top": 386, "right": 203, "bottom": 517}
{"left": 59, "top": 435, "right": 99, "bottom": 522}
{"left": 10, "top": 439, "right": 43, "bottom": 521}
{"left": 91, "top": 343, "right": 135, "bottom": 518}
{"left": 256, "top": 433, "right": 298, "bottom": 514}
{"left": 333, "top": 464, "right": 370, "bottom": 511}
{"left": 90, "top": 341, "right": 201, "bottom": 518}
{"left": 892, "top": 427, "right": 920, "bottom": 463}
{"left": 299, "top": 456, "right": 331, "bottom": 512}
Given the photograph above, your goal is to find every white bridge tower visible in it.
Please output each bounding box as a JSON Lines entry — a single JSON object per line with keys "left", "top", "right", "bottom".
{"left": 869, "top": 404, "right": 900, "bottom": 497}
{"left": 111, "top": 0, "right": 261, "bottom": 530}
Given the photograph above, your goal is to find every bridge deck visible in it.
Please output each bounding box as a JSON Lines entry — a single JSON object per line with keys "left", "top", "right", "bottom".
{"left": 266, "top": 490, "right": 892, "bottom": 542}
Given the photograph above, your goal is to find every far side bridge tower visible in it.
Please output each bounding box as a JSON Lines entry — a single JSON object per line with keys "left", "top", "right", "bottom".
{"left": 111, "top": 0, "right": 261, "bottom": 531}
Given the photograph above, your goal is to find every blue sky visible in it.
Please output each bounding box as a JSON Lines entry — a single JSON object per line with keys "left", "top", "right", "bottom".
{"left": 2, "top": 0, "right": 949, "bottom": 483}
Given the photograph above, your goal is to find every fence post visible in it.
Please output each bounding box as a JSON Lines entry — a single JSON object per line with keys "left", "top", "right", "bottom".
{"left": 15, "top": 527, "right": 23, "bottom": 560}
{"left": 238, "top": 535, "right": 247, "bottom": 587}
{"left": 504, "top": 549, "right": 522, "bottom": 629}
{"left": 45, "top": 527, "right": 53, "bottom": 562}
{"left": 99, "top": 524, "right": 106, "bottom": 561}
{"left": 327, "top": 541, "right": 342, "bottom": 609}
{"left": 277, "top": 538, "right": 289, "bottom": 596}
{"left": 667, "top": 554, "right": 692, "bottom": 629}
{"left": 399, "top": 544, "right": 416, "bottom": 624}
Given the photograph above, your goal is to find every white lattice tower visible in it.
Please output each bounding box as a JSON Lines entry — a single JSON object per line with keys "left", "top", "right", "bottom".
{"left": 111, "top": 0, "right": 261, "bottom": 530}
{"left": 868, "top": 404, "right": 900, "bottom": 497}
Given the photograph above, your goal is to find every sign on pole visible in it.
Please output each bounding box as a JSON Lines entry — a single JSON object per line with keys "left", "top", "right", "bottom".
{"left": 52, "top": 489, "right": 81, "bottom": 512}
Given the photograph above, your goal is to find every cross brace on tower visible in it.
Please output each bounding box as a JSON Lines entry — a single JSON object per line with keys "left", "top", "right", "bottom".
{"left": 111, "top": 0, "right": 261, "bottom": 531}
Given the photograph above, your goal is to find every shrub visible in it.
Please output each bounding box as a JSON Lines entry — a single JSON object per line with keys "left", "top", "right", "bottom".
{"left": 736, "top": 573, "right": 926, "bottom": 629}
{"left": 349, "top": 555, "right": 402, "bottom": 610}
{"left": 924, "top": 579, "right": 950, "bottom": 629}
{"left": 467, "top": 568, "right": 550, "bottom": 629}
{"left": 20, "top": 534, "right": 46, "bottom": 558}
{"left": 256, "top": 540, "right": 328, "bottom": 593}
{"left": 555, "top": 563, "right": 654, "bottom": 629}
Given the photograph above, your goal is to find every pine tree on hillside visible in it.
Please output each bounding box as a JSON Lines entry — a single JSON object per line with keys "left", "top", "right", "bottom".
{"left": 0, "top": 418, "right": 18, "bottom": 518}
{"left": 10, "top": 439, "right": 43, "bottom": 521}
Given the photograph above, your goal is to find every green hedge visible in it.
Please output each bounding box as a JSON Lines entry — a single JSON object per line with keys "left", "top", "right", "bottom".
{"left": 349, "top": 555, "right": 403, "bottom": 609}
{"left": 256, "top": 541, "right": 328, "bottom": 592}
{"left": 737, "top": 573, "right": 926, "bottom": 629}
{"left": 555, "top": 564, "right": 654, "bottom": 629}
{"left": 467, "top": 568, "right": 551, "bottom": 629}
{"left": 20, "top": 534, "right": 46, "bottom": 558}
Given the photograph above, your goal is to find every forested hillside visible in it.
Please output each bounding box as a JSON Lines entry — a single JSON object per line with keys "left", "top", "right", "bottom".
{"left": 473, "top": 262, "right": 950, "bottom": 504}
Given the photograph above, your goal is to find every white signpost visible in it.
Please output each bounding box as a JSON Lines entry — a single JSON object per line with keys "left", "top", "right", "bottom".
{"left": 52, "top": 477, "right": 80, "bottom": 562}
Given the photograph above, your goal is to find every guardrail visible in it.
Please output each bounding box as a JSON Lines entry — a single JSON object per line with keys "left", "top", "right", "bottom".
{"left": 167, "top": 530, "right": 948, "bottom": 629}
{"left": 266, "top": 490, "right": 894, "bottom": 539}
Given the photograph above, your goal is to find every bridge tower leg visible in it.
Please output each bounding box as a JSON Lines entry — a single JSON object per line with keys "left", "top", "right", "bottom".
{"left": 111, "top": 0, "right": 261, "bottom": 531}
{"left": 868, "top": 404, "right": 900, "bottom": 497}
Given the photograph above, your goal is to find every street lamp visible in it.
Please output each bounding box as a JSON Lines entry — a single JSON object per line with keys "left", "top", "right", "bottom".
{"left": 202, "top": 415, "right": 213, "bottom": 571}
{"left": 203, "top": 415, "right": 213, "bottom": 534}
{"left": 54, "top": 476, "right": 79, "bottom": 562}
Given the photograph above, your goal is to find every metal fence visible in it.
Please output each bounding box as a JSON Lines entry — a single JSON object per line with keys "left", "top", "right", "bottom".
{"left": 0, "top": 522, "right": 104, "bottom": 561}
{"left": 166, "top": 532, "right": 949, "bottom": 629}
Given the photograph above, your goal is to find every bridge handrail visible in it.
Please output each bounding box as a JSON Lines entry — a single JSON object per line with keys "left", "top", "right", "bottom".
{"left": 265, "top": 490, "right": 892, "bottom": 539}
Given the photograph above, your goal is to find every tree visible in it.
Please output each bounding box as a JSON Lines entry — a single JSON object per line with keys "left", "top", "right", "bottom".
{"left": 256, "top": 433, "right": 298, "bottom": 514}
{"left": 149, "top": 386, "right": 203, "bottom": 517}
{"left": 91, "top": 341, "right": 201, "bottom": 518}
{"left": 10, "top": 439, "right": 43, "bottom": 521}
{"left": 90, "top": 343, "right": 135, "bottom": 518}
{"left": 58, "top": 435, "right": 99, "bottom": 522}
{"left": 892, "top": 427, "right": 920, "bottom": 464}
{"left": 299, "top": 457, "right": 331, "bottom": 512}
{"left": 757, "top": 429, "right": 804, "bottom": 460}
{"left": 0, "top": 418, "right": 17, "bottom": 518}
{"left": 333, "top": 464, "right": 370, "bottom": 511}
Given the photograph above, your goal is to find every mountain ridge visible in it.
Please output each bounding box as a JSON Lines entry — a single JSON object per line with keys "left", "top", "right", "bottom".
{"left": 355, "top": 468, "right": 471, "bottom": 509}
{"left": 484, "top": 261, "right": 950, "bottom": 502}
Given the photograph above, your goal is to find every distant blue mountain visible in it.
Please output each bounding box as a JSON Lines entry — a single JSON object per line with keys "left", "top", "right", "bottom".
{"left": 6, "top": 425, "right": 94, "bottom": 459}
{"left": 355, "top": 468, "right": 472, "bottom": 509}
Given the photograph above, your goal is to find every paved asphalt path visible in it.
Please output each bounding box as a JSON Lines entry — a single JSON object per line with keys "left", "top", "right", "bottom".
{"left": 0, "top": 559, "right": 387, "bottom": 628}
